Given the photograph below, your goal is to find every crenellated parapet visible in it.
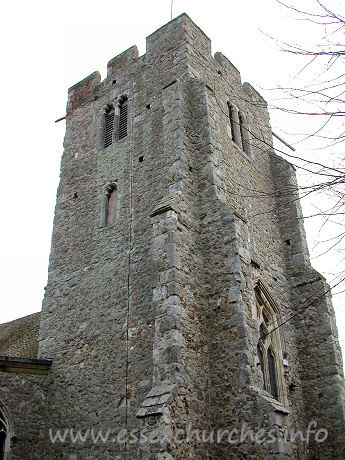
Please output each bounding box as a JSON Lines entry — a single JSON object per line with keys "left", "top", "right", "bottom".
{"left": 66, "top": 14, "right": 268, "bottom": 119}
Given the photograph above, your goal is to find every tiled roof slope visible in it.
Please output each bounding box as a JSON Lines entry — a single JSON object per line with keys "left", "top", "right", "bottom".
{"left": 0, "top": 312, "right": 40, "bottom": 358}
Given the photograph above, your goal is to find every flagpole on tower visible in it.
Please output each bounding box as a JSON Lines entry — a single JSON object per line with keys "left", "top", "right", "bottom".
{"left": 171, "top": 0, "right": 173, "bottom": 20}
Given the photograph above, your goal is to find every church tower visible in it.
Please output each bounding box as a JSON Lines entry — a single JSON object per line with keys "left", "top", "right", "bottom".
{"left": 1, "top": 14, "right": 344, "bottom": 460}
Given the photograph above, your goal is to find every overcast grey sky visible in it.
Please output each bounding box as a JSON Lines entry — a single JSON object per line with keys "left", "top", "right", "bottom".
{"left": 0, "top": 0, "right": 344, "bottom": 358}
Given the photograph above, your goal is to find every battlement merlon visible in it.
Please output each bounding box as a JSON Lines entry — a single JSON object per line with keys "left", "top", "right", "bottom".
{"left": 107, "top": 45, "right": 139, "bottom": 79}
{"left": 67, "top": 71, "right": 101, "bottom": 115}
{"left": 146, "top": 13, "right": 211, "bottom": 57}
{"left": 214, "top": 52, "right": 241, "bottom": 86}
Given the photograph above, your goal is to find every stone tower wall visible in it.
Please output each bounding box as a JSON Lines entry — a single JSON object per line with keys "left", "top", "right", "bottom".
{"left": 35, "top": 14, "right": 344, "bottom": 460}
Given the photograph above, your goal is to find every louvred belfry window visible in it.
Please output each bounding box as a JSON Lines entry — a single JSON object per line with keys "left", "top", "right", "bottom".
{"left": 118, "top": 98, "right": 128, "bottom": 140}
{"left": 102, "top": 97, "right": 129, "bottom": 148}
{"left": 104, "top": 106, "right": 115, "bottom": 148}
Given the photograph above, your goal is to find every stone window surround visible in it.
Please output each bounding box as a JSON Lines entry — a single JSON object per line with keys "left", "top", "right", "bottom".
{"left": 0, "top": 402, "right": 14, "bottom": 460}
{"left": 227, "top": 102, "right": 252, "bottom": 157}
{"left": 100, "top": 182, "right": 119, "bottom": 228}
{"left": 254, "top": 283, "right": 288, "bottom": 406}
{"left": 100, "top": 93, "right": 129, "bottom": 148}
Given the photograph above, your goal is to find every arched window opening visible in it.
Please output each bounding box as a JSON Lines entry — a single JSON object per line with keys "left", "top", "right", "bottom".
{"left": 239, "top": 113, "right": 246, "bottom": 151}
{"left": 118, "top": 97, "right": 128, "bottom": 140}
{"left": 102, "top": 96, "right": 129, "bottom": 149}
{"left": 228, "top": 103, "right": 236, "bottom": 143}
{"left": 106, "top": 186, "right": 118, "bottom": 227}
{"left": 255, "top": 284, "right": 286, "bottom": 403}
{"left": 104, "top": 105, "right": 115, "bottom": 148}
{"left": 257, "top": 344, "right": 266, "bottom": 391}
{"left": 268, "top": 348, "right": 279, "bottom": 400}
{"left": 0, "top": 412, "right": 7, "bottom": 460}
{"left": 239, "top": 111, "right": 252, "bottom": 157}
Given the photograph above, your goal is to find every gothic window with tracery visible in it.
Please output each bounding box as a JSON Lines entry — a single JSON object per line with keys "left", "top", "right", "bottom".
{"left": 0, "top": 412, "right": 7, "bottom": 460}
{"left": 255, "top": 284, "right": 285, "bottom": 403}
